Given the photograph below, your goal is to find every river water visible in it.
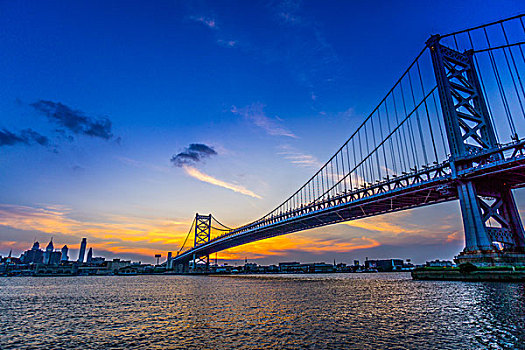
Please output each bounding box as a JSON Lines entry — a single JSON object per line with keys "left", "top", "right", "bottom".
{"left": 0, "top": 273, "right": 524, "bottom": 349}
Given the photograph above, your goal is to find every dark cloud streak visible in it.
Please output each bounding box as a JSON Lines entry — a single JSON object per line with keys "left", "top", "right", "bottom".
{"left": 0, "top": 128, "right": 49, "bottom": 147}
{"left": 171, "top": 143, "right": 217, "bottom": 167}
{"left": 30, "top": 100, "right": 114, "bottom": 140}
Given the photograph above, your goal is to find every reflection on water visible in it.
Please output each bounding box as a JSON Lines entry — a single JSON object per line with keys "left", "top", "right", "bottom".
{"left": 1, "top": 273, "right": 524, "bottom": 349}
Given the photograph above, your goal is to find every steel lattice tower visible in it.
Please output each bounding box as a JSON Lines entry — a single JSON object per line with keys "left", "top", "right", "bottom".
{"left": 428, "top": 35, "right": 525, "bottom": 261}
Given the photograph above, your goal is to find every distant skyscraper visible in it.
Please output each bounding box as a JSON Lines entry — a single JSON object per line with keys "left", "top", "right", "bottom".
{"left": 167, "top": 252, "right": 172, "bottom": 269}
{"left": 20, "top": 241, "right": 43, "bottom": 264}
{"left": 78, "top": 238, "right": 87, "bottom": 263}
{"left": 43, "top": 238, "right": 54, "bottom": 265}
{"left": 86, "top": 247, "right": 93, "bottom": 263}
{"left": 61, "top": 245, "right": 69, "bottom": 262}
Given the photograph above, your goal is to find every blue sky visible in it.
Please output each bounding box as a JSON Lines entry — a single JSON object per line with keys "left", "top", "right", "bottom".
{"left": 1, "top": 0, "right": 524, "bottom": 264}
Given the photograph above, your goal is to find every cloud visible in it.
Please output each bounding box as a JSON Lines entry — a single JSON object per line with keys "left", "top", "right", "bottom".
{"left": 0, "top": 203, "right": 192, "bottom": 261}
{"left": 277, "top": 144, "right": 321, "bottom": 168}
{"left": 183, "top": 165, "right": 261, "bottom": 199}
{"left": 171, "top": 143, "right": 218, "bottom": 167}
{"left": 216, "top": 234, "right": 380, "bottom": 261}
{"left": 217, "top": 39, "right": 237, "bottom": 47}
{"left": 0, "top": 128, "right": 49, "bottom": 147}
{"left": 275, "top": 0, "right": 303, "bottom": 25}
{"left": 231, "top": 103, "right": 297, "bottom": 138}
{"left": 191, "top": 16, "right": 217, "bottom": 29}
{"left": 30, "top": 100, "right": 114, "bottom": 140}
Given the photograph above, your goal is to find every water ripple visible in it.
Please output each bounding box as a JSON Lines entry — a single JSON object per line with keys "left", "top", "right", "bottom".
{"left": 1, "top": 273, "right": 524, "bottom": 349}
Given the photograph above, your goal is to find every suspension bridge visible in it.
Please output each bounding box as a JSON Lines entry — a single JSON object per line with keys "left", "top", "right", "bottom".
{"left": 172, "top": 14, "right": 525, "bottom": 270}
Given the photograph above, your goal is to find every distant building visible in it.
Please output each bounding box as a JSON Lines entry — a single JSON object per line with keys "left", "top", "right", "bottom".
{"left": 365, "top": 259, "right": 404, "bottom": 272}
{"left": 78, "top": 238, "right": 87, "bottom": 263}
{"left": 279, "top": 262, "right": 335, "bottom": 273}
{"left": 43, "top": 239, "right": 54, "bottom": 265}
{"left": 90, "top": 257, "right": 105, "bottom": 265}
{"left": 166, "top": 252, "right": 173, "bottom": 269}
{"left": 48, "top": 251, "right": 61, "bottom": 265}
{"left": 244, "top": 262, "right": 258, "bottom": 272}
{"left": 87, "top": 248, "right": 93, "bottom": 263}
{"left": 105, "top": 258, "right": 131, "bottom": 273}
{"left": 20, "top": 241, "right": 44, "bottom": 264}
{"left": 61, "top": 245, "right": 69, "bottom": 262}
{"left": 426, "top": 260, "right": 453, "bottom": 267}
{"left": 279, "top": 262, "right": 300, "bottom": 272}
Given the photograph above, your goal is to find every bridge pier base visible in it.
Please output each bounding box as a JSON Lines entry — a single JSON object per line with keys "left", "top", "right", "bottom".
{"left": 455, "top": 180, "right": 525, "bottom": 266}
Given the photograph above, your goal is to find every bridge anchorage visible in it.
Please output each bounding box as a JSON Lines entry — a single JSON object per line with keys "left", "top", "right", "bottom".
{"left": 173, "top": 14, "right": 525, "bottom": 269}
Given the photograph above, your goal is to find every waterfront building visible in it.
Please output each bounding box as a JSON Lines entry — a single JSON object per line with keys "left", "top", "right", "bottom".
{"left": 43, "top": 239, "right": 54, "bottom": 265}
{"left": 90, "top": 257, "right": 105, "bottom": 265}
{"left": 86, "top": 247, "right": 93, "bottom": 263}
{"left": 105, "top": 258, "right": 131, "bottom": 273}
{"left": 49, "top": 251, "right": 61, "bottom": 265}
{"left": 426, "top": 260, "right": 453, "bottom": 267}
{"left": 77, "top": 238, "right": 87, "bottom": 263}
{"left": 61, "top": 245, "right": 69, "bottom": 262}
{"left": 279, "top": 262, "right": 300, "bottom": 272}
{"left": 20, "top": 241, "right": 44, "bottom": 264}
{"left": 166, "top": 252, "right": 173, "bottom": 269}
{"left": 279, "top": 262, "right": 335, "bottom": 273}
{"left": 365, "top": 259, "right": 404, "bottom": 272}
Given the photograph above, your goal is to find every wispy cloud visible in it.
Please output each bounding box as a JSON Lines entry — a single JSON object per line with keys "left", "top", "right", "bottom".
{"left": 217, "top": 39, "right": 237, "bottom": 47}
{"left": 0, "top": 128, "right": 49, "bottom": 147}
{"left": 269, "top": 0, "right": 340, "bottom": 97}
{"left": 231, "top": 103, "right": 297, "bottom": 138}
{"left": 191, "top": 16, "right": 217, "bottom": 29}
{"left": 183, "top": 165, "right": 261, "bottom": 199}
{"left": 277, "top": 144, "right": 321, "bottom": 168}
{"left": 217, "top": 234, "right": 380, "bottom": 260}
{"left": 0, "top": 203, "right": 191, "bottom": 258}
{"left": 275, "top": 0, "right": 303, "bottom": 25}
{"left": 30, "top": 100, "right": 114, "bottom": 140}
{"left": 189, "top": 14, "right": 240, "bottom": 49}
{"left": 170, "top": 143, "right": 218, "bottom": 167}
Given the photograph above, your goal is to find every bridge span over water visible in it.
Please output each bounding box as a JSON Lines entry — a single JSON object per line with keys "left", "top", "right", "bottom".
{"left": 173, "top": 15, "right": 525, "bottom": 267}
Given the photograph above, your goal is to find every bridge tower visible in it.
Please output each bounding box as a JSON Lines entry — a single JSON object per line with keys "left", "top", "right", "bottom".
{"left": 192, "top": 213, "right": 211, "bottom": 270}
{"left": 428, "top": 35, "right": 525, "bottom": 265}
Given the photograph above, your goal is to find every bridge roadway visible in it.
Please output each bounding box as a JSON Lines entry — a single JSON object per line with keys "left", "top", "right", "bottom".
{"left": 173, "top": 141, "right": 525, "bottom": 264}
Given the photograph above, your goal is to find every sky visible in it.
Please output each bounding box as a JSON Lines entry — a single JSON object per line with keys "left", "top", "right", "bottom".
{"left": 1, "top": 0, "right": 525, "bottom": 265}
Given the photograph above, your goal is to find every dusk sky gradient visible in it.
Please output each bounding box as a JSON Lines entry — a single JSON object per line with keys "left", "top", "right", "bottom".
{"left": 1, "top": 0, "right": 525, "bottom": 264}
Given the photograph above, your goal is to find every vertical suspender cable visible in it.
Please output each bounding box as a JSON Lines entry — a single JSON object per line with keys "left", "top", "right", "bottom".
{"left": 417, "top": 60, "right": 439, "bottom": 162}
{"left": 484, "top": 28, "right": 518, "bottom": 136}
{"left": 400, "top": 81, "right": 419, "bottom": 167}
{"left": 370, "top": 113, "right": 382, "bottom": 180}
{"left": 377, "top": 108, "right": 390, "bottom": 178}
{"left": 468, "top": 31, "right": 500, "bottom": 143}
{"left": 385, "top": 100, "right": 398, "bottom": 174}
{"left": 408, "top": 69, "right": 429, "bottom": 165}
{"left": 500, "top": 23, "right": 525, "bottom": 118}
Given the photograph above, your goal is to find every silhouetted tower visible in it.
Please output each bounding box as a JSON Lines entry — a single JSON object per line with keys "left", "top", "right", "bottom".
{"left": 43, "top": 238, "right": 54, "bottom": 265}
{"left": 86, "top": 247, "right": 93, "bottom": 263}
{"left": 78, "top": 238, "right": 87, "bottom": 263}
{"left": 61, "top": 245, "right": 69, "bottom": 262}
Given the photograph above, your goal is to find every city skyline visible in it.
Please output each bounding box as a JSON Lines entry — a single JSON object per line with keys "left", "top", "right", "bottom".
{"left": 1, "top": 1, "right": 525, "bottom": 265}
